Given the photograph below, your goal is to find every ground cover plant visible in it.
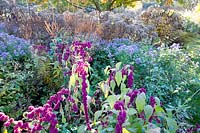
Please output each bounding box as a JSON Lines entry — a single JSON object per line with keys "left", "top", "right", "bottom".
{"left": 0, "top": 0, "right": 200, "bottom": 133}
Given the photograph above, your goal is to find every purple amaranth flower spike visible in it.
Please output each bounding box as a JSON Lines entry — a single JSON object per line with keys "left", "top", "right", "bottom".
{"left": 117, "top": 110, "right": 126, "bottom": 124}
{"left": 127, "top": 71, "right": 134, "bottom": 88}
{"left": 150, "top": 96, "right": 156, "bottom": 108}
{"left": 0, "top": 88, "right": 78, "bottom": 133}
{"left": 81, "top": 71, "right": 91, "bottom": 130}
{"left": 114, "top": 100, "right": 125, "bottom": 110}
{"left": 127, "top": 88, "right": 146, "bottom": 107}
{"left": 114, "top": 100, "right": 126, "bottom": 133}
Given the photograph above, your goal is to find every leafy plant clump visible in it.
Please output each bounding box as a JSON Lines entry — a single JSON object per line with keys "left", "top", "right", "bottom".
{"left": 1, "top": 41, "right": 196, "bottom": 133}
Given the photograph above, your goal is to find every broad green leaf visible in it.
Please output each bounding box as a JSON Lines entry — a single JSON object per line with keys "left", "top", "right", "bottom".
{"left": 122, "top": 75, "right": 127, "bottom": 82}
{"left": 110, "top": 80, "right": 116, "bottom": 92}
{"left": 135, "top": 92, "right": 146, "bottom": 113}
{"left": 121, "top": 83, "right": 128, "bottom": 95}
{"left": 104, "top": 66, "right": 110, "bottom": 75}
{"left": 106, "top": 95, "right": 119, "bottom": 109}
{"left": 69, "top": 74, "right": 76, "bottom": 88}
{"left": 155, "top": 106, "right": 165, "bottom": 113}
{"left": 155, "top": 97, "right": 160, "bottom": 106}
{"left": 94, "top": 110, "right": 102, "bottom": 122}
{"left": 115, "top": 62, "right": 122, "bottom": 70}
{"left": 98, "top": 125, "right": 103, "bottom": 133}
{"left": 124, "top": 96, "right": 130, "bottom": 105}
{"left": 77, "top": 125, "right": 86, "bottom": 133}
{"left": 144, "top": 105, "right": 153, "bottom": 121}
{"left": 127, "top": 108, "right": 137, "bottom": 116}
{"left": 166, "top": 117, "right": 178, "bottom": 133}
{"left": 115, "top": 71, "right": 122, "bottom": 86}
{"left": 100, "top": 82, "right": 109, "bottom": 98}
{"left": 123, "top": 128, "right": 131, "bottom": 133}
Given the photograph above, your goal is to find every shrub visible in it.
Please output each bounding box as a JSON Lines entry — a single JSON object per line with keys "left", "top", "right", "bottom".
{"left": 0, "top": 32, "right": 30, "bottom": 61}
{"left": 140, "top": 6, "right": 183, "bottom": 45}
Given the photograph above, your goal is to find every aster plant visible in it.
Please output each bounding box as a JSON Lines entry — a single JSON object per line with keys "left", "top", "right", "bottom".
{"left": 96, "top": 62, "right": 179, "bottom": 133}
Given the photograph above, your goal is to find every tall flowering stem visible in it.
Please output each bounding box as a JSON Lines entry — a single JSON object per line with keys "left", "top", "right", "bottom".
{"left": 50, "top": 40, "right": 92, "bottom": 130}
{"left": 66, "top": 41, "right": 92, "bottom": 130}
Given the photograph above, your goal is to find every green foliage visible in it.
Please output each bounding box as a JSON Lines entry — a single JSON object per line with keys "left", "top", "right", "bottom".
{"left": 28, "top": 0, "right": 141, "bottom": 12}
{"left": 0, "top": 59, "right": 34, "bottom": 119}
{"left": 102, "top": 38, "right": 200, "bottom": 125}
{"left": 90, "top": 0, "right": 141, "bottom": 11}
{"left": 89, "top": 47, "right": 114, "bottom": 95}
{"left": 98, "top": 72, "right": 178, "bottom": 132}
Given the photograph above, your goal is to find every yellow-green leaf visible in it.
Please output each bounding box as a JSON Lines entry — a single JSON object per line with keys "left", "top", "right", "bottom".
{"left": 135, "top": 92, "right": 146, "bottom": 113}
{"left": 115, "top": 71, "right": 122, "bottom": 86}
{"left": 123, "top": 128, "right": 131, "bottom": 133}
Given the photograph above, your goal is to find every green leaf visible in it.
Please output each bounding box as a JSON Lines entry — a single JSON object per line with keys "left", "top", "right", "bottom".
{"left": 115, "top": 62, "right": 122, "bottom": 70}
{"left": 106, "top": 95, "right": 119, "bottom": 109}
{"left": 155, "top": 97, "right": 160, "bottom": 106}
{"left": 104, "top": 66, "right": 110, "bottom": 75}
{"left": 144, "top": 105, "right": 153, "bottom": 121}
{"left": 106, "top": 127, "right": 114, "bottom": 131}
{"left": 155, "top": 106, "right": 165, "bottom": 113}
{"left": 60, "top": 105, "right": 66, "bottom": 123}
{"left": 135, "top": 92, "right": 146, "bottom": 113}
{"left": 77, "top": 125, "right": 86, "bottom": 133}
{"left": 69, "top": 74, "right": 76, "bottom": 88}
{"left": 115, "top": 71, "right": 122, "bottom": 86}
{"left": 100, "top": 82, "right": 109, "bottom": 98}
{"left": 123, "top": 128, "right": 131, "bottom": 133}
{"left": 94, "top": 110, "right": 102, "bottom": 122}
{"left": 127, "top": 108, "right": 137, "bottom": 116}
{"left": 121, "top": 83, "right": 129, "bottom": 96}
{"left": 110, "top": 80, "right": 116, "bottom": 92}
{"left": 166, "top": 117, "right": 178, "bottom": 133}
{"left": 122, "top": 75, "right": 127, "bottom": 82}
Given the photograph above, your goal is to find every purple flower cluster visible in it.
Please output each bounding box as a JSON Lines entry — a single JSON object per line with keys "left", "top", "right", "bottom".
{"left": 114, "top": 100, "right": 126, "bottom": 133}
{"left": 106, "top": 38, "right": 139, "bottom": 56}
{"left": 72, "top": 41, "right": 91, "bottom": 61}
{"left": 26, "top": 104, "right": 58, "bottom": 133}
{"left": 52, "top": 41, "right": 92, "bottom": 79}
{"left": 0, "top": 32, "right": 30, "bottom": 61}
{"left": 0, "top": 88, "right": 78, "bottom": 133}
{"left": 47, "top": 88, "right": 78, "bottom": 113}
{"left": 32, "top": 44, "right": 49, "bottom": 55}
{"left": 0, "top": 112, "right": 30, "bottom": 133}
{"left": 126, "top": 89, "right": 161, "bottom": 123}
{"left": 127, "top": 88, "right": 146, "bottom": 107}
{"left": 0, "top": 112, "right": 12, "bottom": 126}
{"left": 127, "top": 71, "right": 134, "bottom": 88}
{"left": 53, "top": 41, "right": 92, "bottom": 65}
{"left": 108, "top": 65, "right": 134, "bottom": 89}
